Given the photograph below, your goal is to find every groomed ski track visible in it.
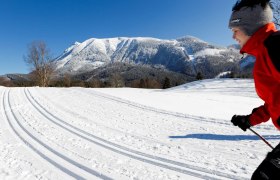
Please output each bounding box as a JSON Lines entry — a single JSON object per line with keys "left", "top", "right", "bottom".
{"left": 0, "top": 85, "right": 254, "bottom": 179}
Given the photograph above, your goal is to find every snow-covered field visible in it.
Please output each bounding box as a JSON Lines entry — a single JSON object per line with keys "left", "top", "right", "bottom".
{"left": 0, "top": 79, "right": 279, "bottom": 180}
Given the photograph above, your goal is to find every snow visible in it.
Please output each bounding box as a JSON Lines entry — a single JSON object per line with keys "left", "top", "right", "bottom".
{"left": 0, "top": 78, "right": 279, "bottom": 180}
{"left": 194, "top": 48, "right": 225, "bottom": 57}
{"left": 177, "top": 36, "right": 208, "bottom": 44}
{"left": 215, "top": 72, "right": 232, "bottom": 78}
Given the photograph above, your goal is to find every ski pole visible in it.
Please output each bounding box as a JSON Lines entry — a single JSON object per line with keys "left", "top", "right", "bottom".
{"left": 248, "top": 127, "right": 274, "bottom": 150}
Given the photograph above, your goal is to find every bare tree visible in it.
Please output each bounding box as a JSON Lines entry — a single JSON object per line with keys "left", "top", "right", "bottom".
{"left": 0, "top": 77, "right": 13, "bottom": 87}
{"left": 24, "top": 41, "right": 55, "bottom": 87}
{"left": 272, "top": 0, "right": 280, "bottom": 29}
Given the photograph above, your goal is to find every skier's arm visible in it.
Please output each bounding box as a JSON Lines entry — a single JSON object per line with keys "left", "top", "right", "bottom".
{"left": 249, "top": 104, "right": 270, "bottom": 126}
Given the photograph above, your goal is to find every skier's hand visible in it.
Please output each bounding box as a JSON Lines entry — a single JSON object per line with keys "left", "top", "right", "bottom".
{"left": 231, "top": 115, "right": 251, "bottom": 131}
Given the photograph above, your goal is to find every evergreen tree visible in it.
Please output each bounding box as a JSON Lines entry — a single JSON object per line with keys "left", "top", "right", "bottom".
{"left": 139, "top": 78, "right": 145, "bottom": 88}
{"left": 196, "top": 72, "right": 203, "bottom": 80}
{"left": 162, "top": 77, "right": 171, "bottom": 89}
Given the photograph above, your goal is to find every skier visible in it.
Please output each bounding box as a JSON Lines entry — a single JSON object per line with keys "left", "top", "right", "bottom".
{"left": 228, "top": 0, "right": 280, "bottom": 179}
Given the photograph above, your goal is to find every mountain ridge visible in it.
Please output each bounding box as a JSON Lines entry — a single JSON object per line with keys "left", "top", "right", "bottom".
{"left": 54, "top": 36, "right": 242, "bottom": 77}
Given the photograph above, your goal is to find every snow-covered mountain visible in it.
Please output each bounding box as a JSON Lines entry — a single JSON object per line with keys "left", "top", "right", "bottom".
{"left": 55, "top": 36, "right": 242, "bottom": 77}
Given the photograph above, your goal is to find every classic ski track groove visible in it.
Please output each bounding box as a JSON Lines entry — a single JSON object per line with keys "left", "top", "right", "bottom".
{"left": 75, "top": 88, "right": 275, "bottom": 131}
{"left": 5, "top": 89, "right": 112, "bottom": 180}
{"left": 1, "top": 89, "right": 85, "bottom": 180}
{"left": 24, "top": 89, "right": 217, "bottom": 180}
{"left": 32, "top": 88, "right": 264, "bottom": 156}
{"left": 33, "top": 88, "right": 199, "bottom": 150}
{"left": 76, "top": 89, "right": 232, "bottom": 126}
{"left": 25, "top": 88, "right": 247, "bottom": 180}
{"left": 33, "top": 88, "right": 160, "bottom": 145}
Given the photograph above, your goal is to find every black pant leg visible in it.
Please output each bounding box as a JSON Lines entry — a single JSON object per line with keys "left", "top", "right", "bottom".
{"left": 251, "top": 143, "right": 280, "bottom": 180}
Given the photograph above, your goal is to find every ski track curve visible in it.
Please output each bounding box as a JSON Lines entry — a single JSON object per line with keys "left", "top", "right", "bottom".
{"left": 75, "top": 88, "right": 233, "bottom": 126}
{"left": 31, "top": 87, "right": 268, "bottom": 156}
{"left": 25, "top": 87, "right": 248, "bottom": 180}
{"left": 4, "top": 89, "right": 113, "bottom": 180}
{"left": 75, "top": 88, "right": 275, "bottom": 131}
{"left": 1, "top": 89, "right": 84, "bottom": 180}
{"left": 32, "top": 88, "right": 185, "bottom": 149}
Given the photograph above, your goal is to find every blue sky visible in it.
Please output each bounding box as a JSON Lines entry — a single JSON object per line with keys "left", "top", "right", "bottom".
{"left": 0, "top": 0, "right": 237, "bottom": 75}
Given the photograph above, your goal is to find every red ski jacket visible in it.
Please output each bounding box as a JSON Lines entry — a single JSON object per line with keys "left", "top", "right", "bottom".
{"left": 240, "top": 23, "right": 280, "bottom": 130}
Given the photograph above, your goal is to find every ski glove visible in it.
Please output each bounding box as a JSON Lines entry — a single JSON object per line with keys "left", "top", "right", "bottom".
{"left": 231, "top": 115, "right": 251, "bottom": 131}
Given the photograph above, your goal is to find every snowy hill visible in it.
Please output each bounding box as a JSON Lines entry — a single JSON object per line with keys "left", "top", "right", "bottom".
{"left": 55, "top": 36, "right": 242, "bottom": 77}
{"left": 0, "top": 79, "right": 279, "bottom": 179}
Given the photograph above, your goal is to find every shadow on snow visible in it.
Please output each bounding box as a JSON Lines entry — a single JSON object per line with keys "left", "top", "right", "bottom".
{"left": 169, "top": 134, "right": 280, "bottom": 141}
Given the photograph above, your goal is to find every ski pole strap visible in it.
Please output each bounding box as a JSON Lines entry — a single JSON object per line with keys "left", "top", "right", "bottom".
{"left": 248, "top": 128, "right": 274, "bottom": 150}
